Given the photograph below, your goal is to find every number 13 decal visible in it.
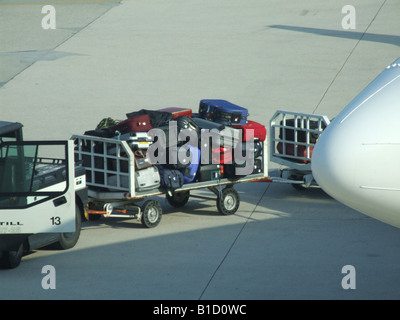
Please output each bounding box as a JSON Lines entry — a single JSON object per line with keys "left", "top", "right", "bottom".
{"left": 50, "top": 217, "right": 61, "bottom": 225}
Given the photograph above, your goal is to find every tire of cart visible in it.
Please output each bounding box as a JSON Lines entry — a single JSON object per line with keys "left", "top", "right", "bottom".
{"left": 166, "top": 191, "right": 190, "bottom": 208}
{"left": 288, "top": 175, "right": 307, "bottom": 191}
{"left": 0, "top": 242, "right": 23, "bottom": 269}
{"left": 141, "top": 200, "right": 162, "bottom": 228}
{"left": 88, "top": 213, "right": 101, "bottom": 221}
{"left": 217, "top": 187, "right": 240, "bottom": 215}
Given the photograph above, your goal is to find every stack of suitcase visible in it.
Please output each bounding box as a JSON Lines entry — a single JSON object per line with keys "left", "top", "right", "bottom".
{"left": 85, "top": 100, "right": 267, "bottom": 193}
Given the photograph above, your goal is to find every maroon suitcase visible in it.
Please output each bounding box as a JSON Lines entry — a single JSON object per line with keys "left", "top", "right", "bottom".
{"left": 211, "top": 146, "right": 233, "bottom": 164}
{"left": 276, "top": 142, "right": 314, "bottom": 164}
{"left": 157, "top": 107, "right": 193, "bottom": 119}
{"left": 111, "top": 114, "right": 152, "bottom": 134}
{"left": 233, "top": 120, "right": 267, "bottom": 142}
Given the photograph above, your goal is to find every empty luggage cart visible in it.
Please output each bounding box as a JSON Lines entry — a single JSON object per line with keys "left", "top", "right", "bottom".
{"left": 269, "top": 110, "right": 330, "bottom": 189}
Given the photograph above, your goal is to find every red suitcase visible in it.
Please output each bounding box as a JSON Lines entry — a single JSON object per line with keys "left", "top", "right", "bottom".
{"left": 211, "top": 146, "right": 233, "bottom": 164}
{"left": 111, "top": 114, "right": 153, "bottom": 134}
{"left": 157, "top": 107, "right": 192, "bottom": 119}
{"left": 233, "top": 120, "right": 267, "bottom": 142}
{"left": 276, "top": 142, "right": 313, "bottom": 164}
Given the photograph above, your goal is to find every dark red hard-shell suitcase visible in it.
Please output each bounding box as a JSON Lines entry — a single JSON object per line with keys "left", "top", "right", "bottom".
{"left": 211, "top": 146, "right": 233, "bottom": 164}
{"left": 233, "top": 120, "right": 267, "bottom": 142}
{"left": 157, "top": 107, "right": 193, "bottom": 119}
{"left": 111, "top": 114, "right": 152, "bottom": 134}
{"left": 276, "top": 142, "right": 314, "bottom": 164}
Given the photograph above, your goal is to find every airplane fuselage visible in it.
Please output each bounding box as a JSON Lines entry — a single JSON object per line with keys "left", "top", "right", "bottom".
{"left": 312, "top": 58, "right": 400, "bottom": 228}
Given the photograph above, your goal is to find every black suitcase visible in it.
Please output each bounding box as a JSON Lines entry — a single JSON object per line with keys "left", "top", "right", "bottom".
{"left": 175, "top": 116, "right": 200, "bottom": 146}
{"left": 150, "top": 125, "right": 174, "bottom": 148}
{"left": 224, "top": 157, "right": 263, "bottom": 179}
{"left": 165, "top": 145, "right": 192, "bottom": 169}
{"left": 199, "top": 99, "right": 248, "bottom": 125}
{"left": 126, "top": 109, "right": 172, "bottom": 128}
{"left": 238, "top": 140, "right": 263, "bottom": 159}
{"left": 197, "top": 164, "right": 222, "bottom": 182}
{"left": 151, "top": 121, "right": 198, "bottom": 149}
{"left": 176, "top": 116, "right": 200, "bottom": 133}
{"left": 157, "top": 166, "right": 184, "bottom": 193}
{"left": 252, "top": 158, "right": 263, "bottom": 174}
{"left": 84, "top": 129, "right": 115, "bottom": 138}
{"left": 193, "top": 117, "right": 240, "bottom": 154}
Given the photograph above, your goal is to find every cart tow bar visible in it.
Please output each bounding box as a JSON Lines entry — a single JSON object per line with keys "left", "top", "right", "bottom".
{"left": 136, "top": 207, "right": 142, "bottom": 222}
{"left": 104, "top": 203, "right": 113, "bottom": 217}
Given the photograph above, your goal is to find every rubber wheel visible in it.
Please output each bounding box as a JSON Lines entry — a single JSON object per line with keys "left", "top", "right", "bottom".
{"left": 289, "top": 175, "right": 306, "bottom": 191}
{"left": 51, "top": 204, "right": 82, "bottom": 250}
{"left": 166, "top": 191, "right": 190, "bottom": 208}
{"left": 88, "top": 214, "right": 101, "bottom": 221}
{"left": 141, "top": 200, "right": 162, "bottom": 228}
{"left": 88, "top": 202, "right": 101, "bottom": 221}
{"left": 217, "top": 187, "right": 240, "bottom": 215}
{"left": 0, "top": 242, "right": 23, "bottom": 269}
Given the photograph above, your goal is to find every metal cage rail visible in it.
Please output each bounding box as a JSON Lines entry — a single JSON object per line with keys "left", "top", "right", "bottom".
{"left": 269, "top": 110, "right": 330, "bottom": 171}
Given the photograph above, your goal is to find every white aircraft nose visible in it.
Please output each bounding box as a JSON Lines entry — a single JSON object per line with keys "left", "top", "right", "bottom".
{"left": 312, "top": 59, "right": 400, "bottom": 228}
{"left": 312, "top": 119, "right": 361, "bottom": 213}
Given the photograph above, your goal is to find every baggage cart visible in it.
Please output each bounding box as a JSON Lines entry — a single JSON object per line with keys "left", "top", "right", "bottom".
{"left": 72, "top": 134, "right": 268, "bottom": 228}
{"left": 269, "top": 110, "right": 330, "bottom": 189}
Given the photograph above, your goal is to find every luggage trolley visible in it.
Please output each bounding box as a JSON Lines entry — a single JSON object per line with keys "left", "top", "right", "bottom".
{"left": 269, "top": 110, "right": 330, "bottom": 189}
{"left": 72, "top": 134, "right": 269, "bottom": 228}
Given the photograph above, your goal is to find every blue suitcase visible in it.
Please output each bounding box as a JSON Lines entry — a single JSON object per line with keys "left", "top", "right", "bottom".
{"left": 180, "top": 145, "right": 201, "bottom": 183}
{"left": 199, "top": 99, "right": 248, "bottom": 125}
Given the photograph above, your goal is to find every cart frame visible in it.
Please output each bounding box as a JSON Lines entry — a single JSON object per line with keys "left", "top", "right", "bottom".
{"left": 269, "top": 110, "right": 330, "bottom": 188}
{"left": 72, "top": 133, "right": 269, "bottom": 227}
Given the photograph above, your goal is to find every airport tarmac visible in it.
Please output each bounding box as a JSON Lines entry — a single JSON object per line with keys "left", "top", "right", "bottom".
{"left": 1, "top": 0, "right": 400, "bottom": 300}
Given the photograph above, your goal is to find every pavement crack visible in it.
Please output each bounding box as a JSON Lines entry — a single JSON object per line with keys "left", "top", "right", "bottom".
{"left": 312, "top": 0, "right": 388, "bottom": 114}
{"left": 198, "top": 183, "right": 271, "bottom": 299}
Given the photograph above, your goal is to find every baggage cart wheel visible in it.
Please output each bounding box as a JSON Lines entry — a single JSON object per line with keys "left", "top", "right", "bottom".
{"left": 217, "top": 187, "right": 240, "bottom": 215}
{"left": 141, "top": 200, "right": 162, "bottom": 228}
{"left": 166, "top": 191, "right": 190, "bottom": 208}
{"left": 88, "top": 202, "right": 102, "bottom": 221}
